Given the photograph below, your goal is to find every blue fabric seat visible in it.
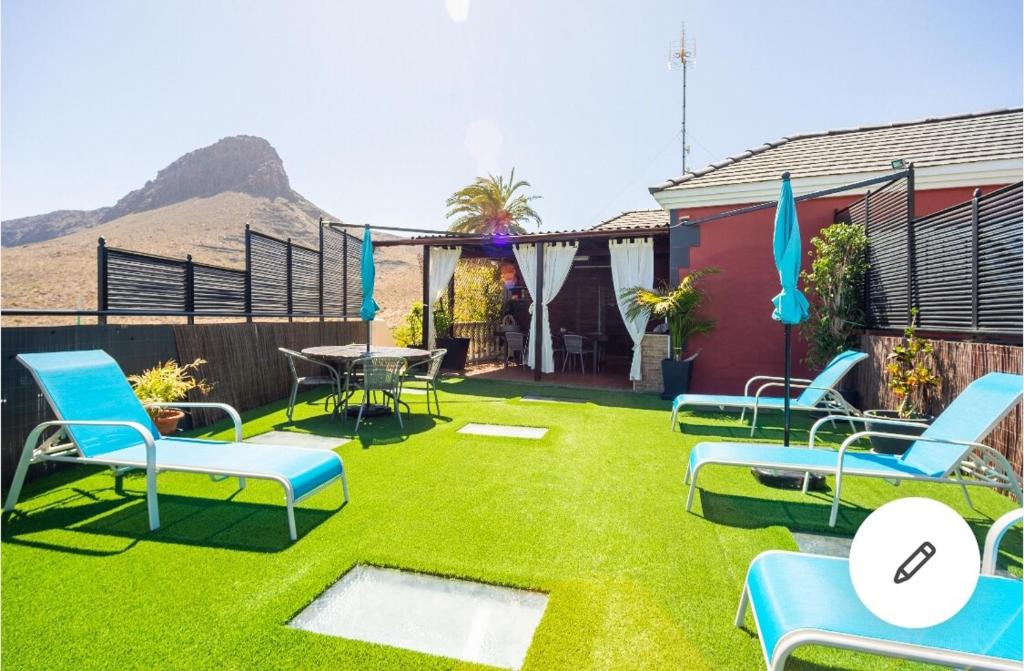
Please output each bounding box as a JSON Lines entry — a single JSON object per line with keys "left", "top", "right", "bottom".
{"left": 4, "top": 350, "right": 349, "bottom": 541}
{"left": 671, "top": 350, "right": 868, "bottom": 434}
{"left": 739, "top": 548, "right": 1022, "bottom": 670}
{"left": 685, "top": 372, "right": 1023, "bottom": 526}
{"left": 98, "top": 437, "right": 343, "bottom": 501}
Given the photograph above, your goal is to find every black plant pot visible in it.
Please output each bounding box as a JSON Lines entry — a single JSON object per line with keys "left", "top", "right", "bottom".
{"left": 864, "top": 409, "right": 931, "bottom": 454}
{"left": 436, "top": 337, "right": 470, "bottom": 372}
{"left": 660, "top": 358, "right": 692, "bottom": 400}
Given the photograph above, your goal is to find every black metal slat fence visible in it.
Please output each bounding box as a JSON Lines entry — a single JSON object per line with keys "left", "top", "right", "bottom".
{"left": 836, "top": 178, "right": 1023, "bottom": 335}
{"left": 98, "top": 222, "right": 364, "bottom": 320}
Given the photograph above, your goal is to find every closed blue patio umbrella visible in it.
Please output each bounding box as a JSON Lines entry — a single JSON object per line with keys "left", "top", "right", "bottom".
{"left": 771, "top": 172, "right": 810, "bottom": 447}
{"left": 359, "top": 225, "right": 380, "bottom": 352}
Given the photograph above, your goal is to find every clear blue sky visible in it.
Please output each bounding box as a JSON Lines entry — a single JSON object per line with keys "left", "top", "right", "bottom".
{"left": 3, "top": 0, "right": 1021, "bottom": 231}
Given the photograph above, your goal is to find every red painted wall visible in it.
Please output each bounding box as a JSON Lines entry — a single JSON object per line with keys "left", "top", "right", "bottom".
{"left": 674, "top": 185, "right": 1002, "bottom": 395}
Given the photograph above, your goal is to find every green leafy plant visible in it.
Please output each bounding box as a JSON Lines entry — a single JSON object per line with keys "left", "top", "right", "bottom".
{"left": 128, "top": 358, "right": 212, "bottom": 419}
{"left": 620, "top": 268, "right": 720, "bottom": 360}
{"left": 453, "top": 259, "right": 504, "bottom": 325}
{"left": 884, "top": 309, "right": 940, "bottom": 418}
{"left": 392, "top": 302, "right": 453, "bottom": 346}
{"left": 800, "top": 222, "right": 870, "bottom": 369}
{"left": 445, "top": 169, "right": 542, "bottom": 235}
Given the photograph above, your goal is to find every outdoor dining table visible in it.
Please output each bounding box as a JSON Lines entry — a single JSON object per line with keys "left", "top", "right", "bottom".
{"left": 301, "top": 344, "right": 431, "bottom": 417}
{"left": 301, "top": 344, "right": 432, "bottom": 367}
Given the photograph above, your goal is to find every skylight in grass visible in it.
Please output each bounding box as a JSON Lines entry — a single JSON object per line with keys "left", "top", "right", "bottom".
{"left": 457, "top": 423, "right": 548, "bottom": 439}
{"left": 290, "top": 565, "right": 548, "bottom": 669}
{"left": 520, "top": 395, "right": 586, "bottom": 404}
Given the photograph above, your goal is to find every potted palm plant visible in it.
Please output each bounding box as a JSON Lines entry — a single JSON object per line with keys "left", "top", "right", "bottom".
{"left": 621, "top": 268, "right": 720, "bottom": 399}
{"left": 432, "top": 300, "right": 470, "bottom": 372}
{"left": 865, "top": 309, "right": 939, "bottom": 454}
{"left": 129, "top": 358, "right": 212, "bottom": 435}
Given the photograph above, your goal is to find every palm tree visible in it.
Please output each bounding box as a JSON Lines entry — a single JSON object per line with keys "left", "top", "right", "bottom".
{"left": 445, "top": 169, "right": 542, "bottom": 235}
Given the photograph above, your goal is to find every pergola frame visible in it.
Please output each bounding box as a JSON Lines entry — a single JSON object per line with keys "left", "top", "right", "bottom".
{"left": 329, "top": 222, "right": 670, "bottom": 380}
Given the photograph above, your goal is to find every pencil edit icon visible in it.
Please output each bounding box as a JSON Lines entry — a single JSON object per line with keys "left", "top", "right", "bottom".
{"left": 894, "top": 541, "right": 937, "bottom": 584}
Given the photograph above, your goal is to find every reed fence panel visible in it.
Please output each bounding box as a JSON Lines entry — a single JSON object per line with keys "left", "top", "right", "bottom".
{"left": 172, "top": 320, "right": 364, "bottom": 425}
{"left": 854, "top": 333, "right": 1022, "bottom": 483}
{"left": 453, "top": 321, "right": 502, "bottom": 363}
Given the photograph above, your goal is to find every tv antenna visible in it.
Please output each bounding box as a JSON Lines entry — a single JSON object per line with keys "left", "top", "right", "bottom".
{"left": 668, "top": 24, "right": 696, "bottom": 175}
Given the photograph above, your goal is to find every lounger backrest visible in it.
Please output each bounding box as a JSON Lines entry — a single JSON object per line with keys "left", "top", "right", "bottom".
{"left": 794, "top": 350, "right": 868, "bottom": 406}
{"left": 18, "top": 350, "right": 159, "bottom": 458}
{"left": 900, "top": 372, "right": 1023, "bottom": 477}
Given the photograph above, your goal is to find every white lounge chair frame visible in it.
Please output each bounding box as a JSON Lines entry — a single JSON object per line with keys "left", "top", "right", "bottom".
{"left": 3, "top": 401, "right": 348, "bottom": 541}
{"left": 735, "top": 508, "right": 1024, "bottom": 670}
{"left": 685, "top": 413, "right": 1021, "bottom": 528}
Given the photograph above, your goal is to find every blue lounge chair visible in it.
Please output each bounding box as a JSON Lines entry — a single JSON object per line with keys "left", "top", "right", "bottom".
{"left": 685, "top": 372, "right": 1023, "bottom": 526}
{"left": 670, "top": 350, "right": 868, "bottom": 434}
{"left": 736, "top": 508, "right": 1023, "bottom": 670}
{"left": 3, "top": 350, "right": 348, "bottom": 541}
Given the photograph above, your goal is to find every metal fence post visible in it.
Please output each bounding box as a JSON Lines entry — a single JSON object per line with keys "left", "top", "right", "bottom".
{"left": 862, "top": 189, "right": 871, "bottom": 325}
{"left": 971, "top": 188, "right": 982, "bottom": 331}
{"left": 905, "top": 165, "right": 916, "bottom": 326}
{"left": 286, "top": 238, "right": 294, "bottom": 322}
{"left": 422, "top": 246, "right": 431, "bottom": 348}
{"left": 185, "top": 254, "right": 195, "bottom": 325}
{"left": 97, "top": 237, "right": 108, "bottom": 325}
{"left": 318, "top": 218, "right": 325, "bottom": 322}
{"left": 244, "top": 224, "right": 253, "bottom": 323}
{"left": 342, "top": 232, "right": 349, "bottom": 317}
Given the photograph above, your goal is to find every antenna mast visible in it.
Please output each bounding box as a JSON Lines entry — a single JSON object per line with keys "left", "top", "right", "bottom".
{"left": 668, "top": 24, "right": 696, "bottom": 174}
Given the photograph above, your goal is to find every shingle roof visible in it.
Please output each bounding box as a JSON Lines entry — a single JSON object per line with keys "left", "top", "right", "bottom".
{"left": 651, "top": 108, "right": 1023, "bottom": 193}
{"left": 591, "top": 209, "right": 669, "bottom": 231}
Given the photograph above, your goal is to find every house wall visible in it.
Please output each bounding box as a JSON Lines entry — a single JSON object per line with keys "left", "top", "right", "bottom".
{"left": 670, "top": 184, "right": 1002, "bottom": 394}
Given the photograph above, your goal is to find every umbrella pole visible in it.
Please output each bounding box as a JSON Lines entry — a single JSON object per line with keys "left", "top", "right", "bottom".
{"left": 783, "top": 324, "right": 791, "bottom": 447}
{"left": 366, "top": 321, "right": 371, "bottom": 352}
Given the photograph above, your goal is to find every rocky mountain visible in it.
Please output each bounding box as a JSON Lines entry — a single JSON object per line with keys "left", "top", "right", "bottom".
{"left": 1, "top": 136, "right": 419, "bottom": 329}
{"left": 3, "top": 136, "right": 299, "bottom": 247}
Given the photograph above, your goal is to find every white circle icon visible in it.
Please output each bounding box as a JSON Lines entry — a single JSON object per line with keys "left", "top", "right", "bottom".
{"left": 849, "top": 497, "right": 980, "bottom": 628}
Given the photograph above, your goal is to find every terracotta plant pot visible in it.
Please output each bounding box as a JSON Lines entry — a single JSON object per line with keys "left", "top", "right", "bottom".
{"left": 153, "top": 408, "right": 185, "bottom": 436}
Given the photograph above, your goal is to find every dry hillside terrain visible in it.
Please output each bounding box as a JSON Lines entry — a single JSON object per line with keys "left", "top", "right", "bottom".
{"left": 1, "top": 136, "right": 420, "bottom": 330}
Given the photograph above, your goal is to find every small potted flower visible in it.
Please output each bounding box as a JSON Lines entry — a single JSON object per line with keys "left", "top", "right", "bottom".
{"left": 865, "top": 309, "right": 939, "bottom": 454}
{"left": 128, "top": 358, "right": 212, "bottom": 435}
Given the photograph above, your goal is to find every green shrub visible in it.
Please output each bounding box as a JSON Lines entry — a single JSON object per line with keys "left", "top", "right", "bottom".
{"left": 391, "top": 301, "right": 452, "bottom": 347}
{"left": 801, "top": 223, "right": 869, "bottom": 369}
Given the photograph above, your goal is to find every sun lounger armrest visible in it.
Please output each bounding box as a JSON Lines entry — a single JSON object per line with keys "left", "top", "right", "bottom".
{"left": 753, "top": 382, "right": 834, "bottom": 402}
{"left": 743, "top": 375, "right": 812, "bottom": 396}
{"left": 808, "top": 414, "right": 928, "bottom": 448}
{"left": 147, "top": 402, "right": 243, "bottom": 442}
{"left": 838, "top": 431, "right": 990, "bottom": 465}
{"left": 982, "top": 508, "right": 1023, "bottom": 575}
{"left": 28, "top": 419, "right": 157, "bottom": 466}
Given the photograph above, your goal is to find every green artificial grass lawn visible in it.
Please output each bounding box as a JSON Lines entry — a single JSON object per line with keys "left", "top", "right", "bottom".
{"left": 2, "top": 377, "right": 1020, "bottom": 671}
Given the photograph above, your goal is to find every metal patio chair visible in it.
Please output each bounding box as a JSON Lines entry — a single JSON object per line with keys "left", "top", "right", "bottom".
{"left": 279, "top": 347, "right": 344, "bottom": 420}
{"left": 504, "top": 331, "right": 526, "bottom": 367}
{"left": 561, "top": 334, "right": 593, "bottom": 373}
{"left": 350, "top": 355, "right": 407, "bottom": 432}
{"left": 403, "top": 349, "right": 446, "bottom": 416}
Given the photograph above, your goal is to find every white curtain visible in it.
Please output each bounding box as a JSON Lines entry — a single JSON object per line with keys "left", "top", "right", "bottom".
{"left": 513, "top": 242, "right": 578, "bottom": 373}
{"left": 427, "top": 246, "right": 461, "bottom": 347}
{"left": 609, "top": 237, "right": 654, "bottom": 381}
